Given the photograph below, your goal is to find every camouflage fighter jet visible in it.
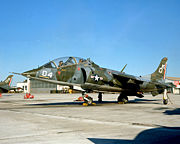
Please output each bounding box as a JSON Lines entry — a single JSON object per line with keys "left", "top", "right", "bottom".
{"left": 0, "top": 75, "right": 13, "bottom": 93}
{"left": 13, "top": 57, "right": 171, "bottom": 105}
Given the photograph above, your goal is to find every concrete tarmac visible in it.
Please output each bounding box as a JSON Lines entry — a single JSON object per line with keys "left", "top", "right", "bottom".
{"left": 0, "top": 93, "right": 180, "bottom": 144}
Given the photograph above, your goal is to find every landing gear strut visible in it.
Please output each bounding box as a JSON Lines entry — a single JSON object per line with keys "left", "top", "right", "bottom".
{"left": 82, "top": 92, "right": 95, "bottom": 106}
{"left": 163, "top": 89, "right": 168, "bottom": 105}
{"left": 98, "top": 92, "right": 103, "bottom": 103}
{"left": 84, "top": 95, "right": 93, "bottom": 105}
{"left": 117, "top": 93, "right": 128, "bottom": 104}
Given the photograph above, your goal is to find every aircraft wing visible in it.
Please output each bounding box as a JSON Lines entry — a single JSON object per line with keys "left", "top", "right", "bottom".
{"left": 26, "top": 75, "right": 81, "bottom": 87}
{"left": 111, "top": 71, "right": 145, "bottom": 85}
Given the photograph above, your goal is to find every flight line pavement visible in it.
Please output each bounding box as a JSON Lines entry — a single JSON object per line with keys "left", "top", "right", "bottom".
{"left": 0, "top": 93, "right": 180, "bottom": 144}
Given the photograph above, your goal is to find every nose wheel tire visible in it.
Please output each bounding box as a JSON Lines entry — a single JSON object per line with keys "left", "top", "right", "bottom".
{"left": 84, "top": 96, "right": 93, "bottom": 105}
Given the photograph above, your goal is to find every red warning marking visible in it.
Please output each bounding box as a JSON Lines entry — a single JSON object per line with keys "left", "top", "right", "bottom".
{"left": 78, "top": 67, "right": 80, "bottom": 71}
{"left": 163, "top": 63, "right": 167, "bottom": 80}
{"left": 9, "top": 78, "right": 12, "bottom": 86}
{"left": 58, "top": 71, "right": 61, "bottom": 75}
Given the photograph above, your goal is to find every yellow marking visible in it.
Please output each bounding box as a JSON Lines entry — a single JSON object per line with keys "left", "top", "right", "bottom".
{"left": 118, "top": 102, "right": 125, "bottom": 104}
{"left": 83, "top": 103, "right": 88, "bottom": 106}
{"left": 39, "top": 76, "right": 49, "bottom": 79}
{"left": 92, "top": 103, "right": 96, "bottom": 106}
{"left": 61, "top": 69, "right": 66, "bottom": 71}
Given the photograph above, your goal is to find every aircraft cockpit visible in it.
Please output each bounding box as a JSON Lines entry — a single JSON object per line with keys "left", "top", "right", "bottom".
{"left": 42, "top": 57, "right": 89, "bottom": 69}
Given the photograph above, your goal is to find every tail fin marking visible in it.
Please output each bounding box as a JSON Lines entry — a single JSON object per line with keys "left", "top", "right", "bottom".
{"left": 151, "top": 57, "right": 168, "bottom": 81}
{"left": 4, "top": 75, "right": 13, "bottom": 86}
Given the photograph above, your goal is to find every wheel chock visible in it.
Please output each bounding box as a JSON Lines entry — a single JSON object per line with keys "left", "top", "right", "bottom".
{"left": 118, "top": 102, "right": 124, "bottom": 104}
{"left": 92, "top": 103, "right": 96, "bottom": 106}
{"left": 83, "top": 103, "right": 88, "bottom": 106}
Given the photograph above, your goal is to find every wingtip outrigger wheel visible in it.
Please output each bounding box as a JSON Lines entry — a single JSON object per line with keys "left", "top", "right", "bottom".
{"left": 163, "top": 99, "right": 168, "bottom": 105}
{"left": 163, "top": 89, "right": 168, "bottom": 105}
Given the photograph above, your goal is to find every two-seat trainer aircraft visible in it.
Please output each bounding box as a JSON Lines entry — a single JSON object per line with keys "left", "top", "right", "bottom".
{"left": 13, "top": 57, "right": 171, "bottom": 105}
{"left": 0, "top": 75, "right": 13, "bottom": 93}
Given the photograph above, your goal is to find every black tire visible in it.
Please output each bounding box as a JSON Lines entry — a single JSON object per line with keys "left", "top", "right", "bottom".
{"left": 98, "top": 93, "right": 102, "bottom": 103}
{"left": 117, "top": 96, "right": 122, "bottom": 102}
{"left": 163, "top": 99, "right": 168, "bottom": 105}
{"left": 118, "top": 94, "right": 128, "bottom": 103}
{"left": 123, "top": 96, "right": 128, "bottom": 103}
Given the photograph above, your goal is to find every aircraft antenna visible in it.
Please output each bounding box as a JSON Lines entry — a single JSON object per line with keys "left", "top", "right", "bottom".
{"left": 121, "top": 64, "right": 127, "bottom": 73}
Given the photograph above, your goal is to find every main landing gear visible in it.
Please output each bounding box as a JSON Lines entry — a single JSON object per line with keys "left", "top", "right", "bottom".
{"left": 81, "top": 92, "right": 103, "bottom": 106}
{"left": 117, "top": 93, "right": 128, "bottom": 104}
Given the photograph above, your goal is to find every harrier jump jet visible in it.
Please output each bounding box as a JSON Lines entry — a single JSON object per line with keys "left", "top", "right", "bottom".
{"left": 0, "top": 75, "right": 13, "bottom": 93}
{"left": 13, "top": 57, "right": 170, "bottom": 105}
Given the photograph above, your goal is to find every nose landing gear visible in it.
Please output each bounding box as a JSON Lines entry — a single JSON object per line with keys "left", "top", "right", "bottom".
{"left": 82, "top": 92, "right": 96, "bottom": 106}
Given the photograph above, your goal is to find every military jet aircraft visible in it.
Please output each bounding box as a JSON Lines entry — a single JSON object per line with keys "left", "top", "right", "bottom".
{"left": 13, "top": 57, "right": 171, "bottom": 105}
{"left": 0, "top": 75, "right": 13, "bottom": 93}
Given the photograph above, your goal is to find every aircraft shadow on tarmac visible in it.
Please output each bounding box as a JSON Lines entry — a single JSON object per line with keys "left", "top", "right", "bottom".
{"left": 88, "top": 127, "right": 180, "bottom": 144}
{"left": 129, "top": 98, "right": 160, "bottom": 104}
{"left": 163, "top": 108, "right": 180, "bottom": 115}
{"left": 27, "top": 99, "right": 160, "bottom": 107}
{"left": 1, "top": 94, "right": 14, "bottom": 96}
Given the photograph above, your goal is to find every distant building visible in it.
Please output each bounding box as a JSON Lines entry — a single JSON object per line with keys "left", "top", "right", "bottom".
{"left": 166, "top": 77, "right": 180, "bottom": 94}
{"left": 16, "top": 79, "right": 30, "bottom": 93}
{"left": 17, "top": 78, "right": 70, "bottom": 93}
{"left": 30, "top": 79, "right": 57, "bottom": 93}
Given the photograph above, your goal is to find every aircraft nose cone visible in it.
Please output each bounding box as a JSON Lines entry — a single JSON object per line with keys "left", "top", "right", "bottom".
{"left": 22, "top": 69, "right": 38, "bottom": 77}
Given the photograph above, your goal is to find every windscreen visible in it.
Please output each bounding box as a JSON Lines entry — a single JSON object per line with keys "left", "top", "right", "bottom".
{"left": 43, "top": 57, "right": 87, "bottom": 68}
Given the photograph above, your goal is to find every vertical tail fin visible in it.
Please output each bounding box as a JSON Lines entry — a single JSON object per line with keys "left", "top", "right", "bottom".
{"left": 151, "top": 57, "right": 168, "bottom": 82}
{"left": 4, "top": 75, "right": 13, "bottom": 86}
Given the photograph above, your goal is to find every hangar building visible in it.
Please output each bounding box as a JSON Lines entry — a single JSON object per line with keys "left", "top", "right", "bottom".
{"left": 17, "top": 78, "right": 70, "bottom": 94}
{"left": 166, "top": 77, "right": 180, "bottom": 94}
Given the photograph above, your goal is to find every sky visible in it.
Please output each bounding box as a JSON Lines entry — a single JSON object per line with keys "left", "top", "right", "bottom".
{"left": 0, "top": 0, "right": 180, "bottom": 85}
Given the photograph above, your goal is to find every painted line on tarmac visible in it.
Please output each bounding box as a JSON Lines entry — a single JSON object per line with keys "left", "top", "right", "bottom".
{"left": 7, "top": 109, "right": 158, "bottom": 129}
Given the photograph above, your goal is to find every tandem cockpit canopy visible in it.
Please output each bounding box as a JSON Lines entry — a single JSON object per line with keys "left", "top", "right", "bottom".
{"left": 42, "top": 57, "right": 90, "bottom": 68}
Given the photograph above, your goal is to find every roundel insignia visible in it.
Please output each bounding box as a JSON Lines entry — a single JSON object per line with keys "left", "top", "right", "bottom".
{"left": 91, "top": 74, "right": 103, "bottom": 81}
